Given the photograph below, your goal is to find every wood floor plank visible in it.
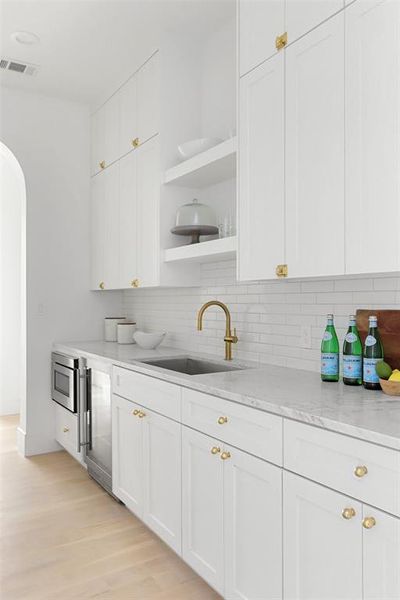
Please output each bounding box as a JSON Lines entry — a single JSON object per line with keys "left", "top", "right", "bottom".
{"left": 0, "top": 415, "right": 221, "bottom": 600}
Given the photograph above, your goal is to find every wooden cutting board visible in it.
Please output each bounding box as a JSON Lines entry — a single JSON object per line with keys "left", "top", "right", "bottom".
{"left": 356, "top": 310, "right": 400, "bottom": 369}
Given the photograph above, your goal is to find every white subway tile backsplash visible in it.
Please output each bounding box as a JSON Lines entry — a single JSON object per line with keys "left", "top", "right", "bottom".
{"left": 122, "top": 262, "right": 400, "bottom": 374}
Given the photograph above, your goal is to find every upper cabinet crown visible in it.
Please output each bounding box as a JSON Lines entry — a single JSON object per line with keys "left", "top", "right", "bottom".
{"left": 91, "top": 51, "right": 159, "bottom": 176}
{"left": 239, "top": 0, "right": 343, "bottom": 76}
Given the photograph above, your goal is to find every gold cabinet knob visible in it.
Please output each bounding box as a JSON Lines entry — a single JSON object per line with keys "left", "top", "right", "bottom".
{"left": 275, "top": 264, "right": 288, "bottom": 278}
{"left": 138, "top": 411, "right": 146, "bottom": 418}
{"left": 63, "top": 426, "right": 69, "bottom": 433}
{"left": 99, "top": 160, "right": 106, "bottom": 169}
{"left": 211, "top": 446, "right": 221, "bottom": 455}
{"left": 221, "top": 451, "right": 231, "bottom": 460}
{"left": 275, "top": 32, "right": 288, "bottom": 51}
{"left": 362, "top": 516, "right": 376, "bottom": 529}
{"left": 342, "top": 507, "right": 356, "bottom": 520}
{"left": 132, "top": 137, "right": 140, "bottom": 148}
{"left": 354, "top": 465, "right": 368, "bottom": 478}
{"left": 132, "top": 409, "right": 140, "bottom": 416}
{"left": 131, "top": 278, "right": 140, "bottom": 288}
{"left": 217, "top": 416, "right": 228, "bottom": 425}
{"left": 99, "top": 281, "right": 105, "bottom": 290}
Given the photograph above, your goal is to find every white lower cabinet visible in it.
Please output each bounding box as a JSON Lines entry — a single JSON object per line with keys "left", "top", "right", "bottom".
{"left": 283, "top": 471, "right": 363, "bottom": 600}
{"left": 112, "top": 394, "right": 181, "bottom": 552}
{"left": 182, "top": 426, "right": 282, "bottom": 599}
{"left": 363, "top": 505, "right": 400, "bottom": 600}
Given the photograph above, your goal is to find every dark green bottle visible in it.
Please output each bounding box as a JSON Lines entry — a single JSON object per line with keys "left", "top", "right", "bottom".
{"left": 343, "top": 315, "right": 362, "bottom": 386}
{"left": 321, "top": 314, "right": 339, "bottom": 382}
{"left": 363, "top": 315, "right": 384, "bottom": 390}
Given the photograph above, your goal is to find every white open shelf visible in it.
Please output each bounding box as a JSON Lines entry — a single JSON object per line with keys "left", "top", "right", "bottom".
{"left": 164, "top": 137, "right": 237, "bottom": 188}
{"left": 164, "top": 236, "right": 237, "bottom": 264}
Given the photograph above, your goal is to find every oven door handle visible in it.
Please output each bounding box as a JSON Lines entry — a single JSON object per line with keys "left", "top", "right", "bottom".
{"left": 78, "top": 366, "right": 92, "bottom": 453}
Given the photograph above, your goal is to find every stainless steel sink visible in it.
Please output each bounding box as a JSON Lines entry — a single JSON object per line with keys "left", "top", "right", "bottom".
{"left": 140, "top": 357, "right": 243, "bottom": 376}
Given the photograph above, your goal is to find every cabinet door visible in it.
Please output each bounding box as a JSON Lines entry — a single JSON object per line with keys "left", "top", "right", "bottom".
{"left": 286, "top": 0, "right": 343, "bottom": 45}
{"left": 239, "top": 0, "right": 285, "bottom": 76}
{"left": 111, "top": 395, "right": 143, "bottom": 517}
{"left": 142, "top": 411, "right": 182, "bottom": 554}
{"left": 136, "top": 136, "right": 160, "bottom": 287}
{"left": 345, "top": 0, "right": 400, "bottom": 274}
{"left": 363, "top": 505, "right": 400, "bottom": 600}
{"left": 238, "top": 53, "right": 285, "bottom": 281}
{"left": 182, "top": 427, "right": 224, "bottom": 595}
{"left": 283, "top": 472, "right": 362, "bottom": 600}
{"left": 103, "top": 162, "right": 120, "bottom": 289}
{"left": 91, "top": 109, "right": 105, "bottom": 176}
{"left": 119, "top": 75, "right": 138, "bottom": 158}
{"left": 103, "top": 93, "right": 120, "bottom": 167}
{"left": 119, "top": 151, "right": 137, "bottom": 289}
{"left": 90, "top": 171, "right": 106, "bottom": 290}
{"left": 285, "top": 15, "right": 344, "bottom": 278}
{"left": 137, "top": 52, "right": 159, "bottom": 146}
{"left": 224, "top": 445, "right": 282, "bottom": 600}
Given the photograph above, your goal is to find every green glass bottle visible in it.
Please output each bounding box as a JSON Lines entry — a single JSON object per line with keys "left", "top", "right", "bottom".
{"left": 363, "top": 315, "right": 384, "bottom": 390}
{"left": 321, "top": 314, "right": 339, "bottom": 382}
{"left": 342, "top": 315, "right": 362, "bottom": 386}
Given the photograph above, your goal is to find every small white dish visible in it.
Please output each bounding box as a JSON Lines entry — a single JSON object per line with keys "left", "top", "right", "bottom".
{"left": 133, "top": 331, "right": 166, "bottom": 349}
{"left": 178, "top": 138, "right": 222, "bottom": 160}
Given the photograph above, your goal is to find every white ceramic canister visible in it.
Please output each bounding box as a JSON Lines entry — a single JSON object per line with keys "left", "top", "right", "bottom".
{"left": 104, "top": 317, "right": 126, "bottom": 342}
{"left": 117, "top": 322, "right": 137, "bottom": 344}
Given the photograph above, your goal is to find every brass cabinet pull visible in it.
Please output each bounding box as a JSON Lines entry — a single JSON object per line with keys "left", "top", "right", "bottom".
{"left": 362, "top": 516, "right": 376, "bottom": 529}
{"left": 354, "top": 465, "right": 368, "bottom": 478}
{"left": 138, "top": 411, "right": 146, "bottom": 418}
{"left": 132, "top": 138, "right": 140, "bottom": 148}
{"left": 63, "top": 426, "right": 69, "bottom": 433}
{"left": 131, "top": 278, "right": 140, "bottom": 288}
{"left": 132, "top": 409, "right": 140, "bottom": 416}
{"left": 221, "top": 451, "right": 231, "bottom": 460}
{"left": 211, "top": 446, "right": 221, "bottom": 455}
{"left": 342, "top": 507, "right": 356, "bottom": 520}
{"left": 99, "top": 281, "right": 105, "bottom": 290}
{"left": 217, "top": 416, "right": 228, "bottom": 425}
{"left": 275, "top": 264, "right": 288, "bottom": 278}
{"left": 99, "top": 160, "right": 106, "bottom": 169}
{"left": 275, "top": 32, "right": 288, "bottom": 51}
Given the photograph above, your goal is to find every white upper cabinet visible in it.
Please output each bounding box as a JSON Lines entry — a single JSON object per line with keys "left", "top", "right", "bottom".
{"left": 239, "top": 0, "right": 285, "bottom": 76}
{"left": 137, "top": 52, "right": 159, "bottom": 146}
{"left": 118, "top": 151, "right": 137, "bottom": 289}
{"left": 345, "top": 0, "right": 400, "bottom": 274}
{"left": 286, "top": 0, "right": 343, "bottom": 45}
{"left": 285, "top": 14, "right": 345, "bottom": 278}
{"left": 283, "top": 471, "right": 363, "bottom": 600}
{"left": 238, "top": 53, "right": 285, "bottom": 281}
{"left": 363, "top": 505, "right": 400, "bottom": 600}
{"left": 91, "top": 94, "right": 120, "bottom": 176}
{"left": 119, "top": 75, "right": 137, "bottom": 158}
{"left": 136, "top": 136, "right": 160, "bottom": 288}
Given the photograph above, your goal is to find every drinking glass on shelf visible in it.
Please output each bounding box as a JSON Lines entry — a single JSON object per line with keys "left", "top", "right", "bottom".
{"left": 218, "top": 213, "right": 235, "bottom": 238}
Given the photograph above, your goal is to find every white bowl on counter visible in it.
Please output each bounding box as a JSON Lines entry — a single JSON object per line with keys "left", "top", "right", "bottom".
{"left": 178, "top": 138, "right": 222, "bottom": 160}
{"left": 133, "top": 331, "right": 166, "bottom": 349}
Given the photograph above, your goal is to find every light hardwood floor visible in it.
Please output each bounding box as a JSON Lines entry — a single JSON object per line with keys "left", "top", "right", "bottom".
{"left": 0, "top": 415, "right": 220, "bottom": 600}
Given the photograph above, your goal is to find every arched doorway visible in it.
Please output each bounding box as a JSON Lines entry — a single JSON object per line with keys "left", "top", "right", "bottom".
{"left": 0, "top": 142, "right": 27, "bottom": 453}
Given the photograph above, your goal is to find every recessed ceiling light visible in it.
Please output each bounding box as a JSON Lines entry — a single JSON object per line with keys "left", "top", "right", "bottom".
{"left": 11, "top": 31, "right": 40, "bottom": 45}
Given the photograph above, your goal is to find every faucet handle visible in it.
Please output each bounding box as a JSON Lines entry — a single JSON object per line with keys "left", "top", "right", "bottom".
{"left": 233, "top": 328, "right": 238, "bottom": 343}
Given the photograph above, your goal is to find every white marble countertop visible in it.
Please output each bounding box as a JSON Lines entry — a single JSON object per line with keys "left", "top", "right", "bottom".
{"left": 54, "top": 340, "right": 400, "bottom": 451}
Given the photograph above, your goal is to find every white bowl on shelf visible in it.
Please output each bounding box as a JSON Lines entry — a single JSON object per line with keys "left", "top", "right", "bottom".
{"left": 178, "top": 138, "right": 222, "bottom": 160}
{"left": 133, "top": 331, "right": 166, "bottom": 350}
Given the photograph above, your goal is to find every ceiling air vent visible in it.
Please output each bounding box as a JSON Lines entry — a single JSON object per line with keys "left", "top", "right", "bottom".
{"left": 0, "top": 58, "right": 39, "bottom": 76}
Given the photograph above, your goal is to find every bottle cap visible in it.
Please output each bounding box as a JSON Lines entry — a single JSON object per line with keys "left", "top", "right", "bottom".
{"left": 369, "top": 315, "right": 378, "bottom": 322}
{"left": 327, "top": 314, "right": 334, "bottom": 320}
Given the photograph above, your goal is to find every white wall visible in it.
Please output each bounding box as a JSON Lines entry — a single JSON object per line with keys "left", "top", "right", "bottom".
{"left": 0, "top": 143, "right": 25, "bottom": 416}
{"left": 0, "top": 86, "right": 121, "bottom": 455}
{"left": 123, "top": 261, "right": 400, "bottom": 373}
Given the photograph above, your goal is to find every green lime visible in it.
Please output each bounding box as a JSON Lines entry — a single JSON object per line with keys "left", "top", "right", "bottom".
{"left": 375, "top": 361, "right": 392, "bottom": 380}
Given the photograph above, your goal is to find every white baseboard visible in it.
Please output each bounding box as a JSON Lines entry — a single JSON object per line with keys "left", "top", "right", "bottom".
{"left": 16, "top": 426, "right": 26, "bottom": 456}
{"left": 24, "top": 434, "right": 62, "bottom": 457}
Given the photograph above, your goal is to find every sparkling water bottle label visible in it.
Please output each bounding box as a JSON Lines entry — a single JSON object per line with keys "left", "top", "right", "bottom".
{"left": 363, "top": 358, "right": 380, "bottom": 383}
{"left": 365, "top": 335, "right": 377, "bottom": 347}
{"left": 323, "top": 331, "right": 333, "bottom": 341}
{"left": 345, "top": 332, "right": 358, "bottom": 343}
{"left": 343, "top": 355, "right": 362, "bottom": 379}
{"left": 321, "top": 353, "right": 339, "bottom": 376}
